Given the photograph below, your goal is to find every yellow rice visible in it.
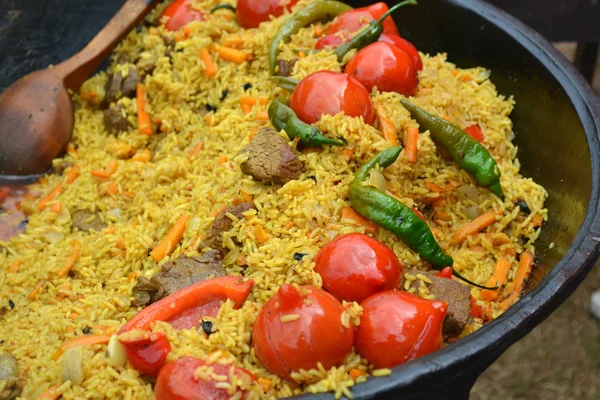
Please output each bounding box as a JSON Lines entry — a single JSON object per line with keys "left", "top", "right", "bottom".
{"left": 0, "top": 0, "right": 548, "bottom": 398}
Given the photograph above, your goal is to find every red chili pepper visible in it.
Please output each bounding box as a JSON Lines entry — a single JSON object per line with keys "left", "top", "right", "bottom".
{"left": 464, "top": 124, "right": 485, "bottom": 143}
{"left": 470, "top": 296, "right": 482, "bottom": 319}
{"left": 412, "top": 207, "right": 427, "bottom": 223}
{"left": 326, "top": 2, "right": 399, "bottom": 37}
{"left": 119, "top": 276, "right": 254, "bottom": 333}
{"left": 434, "top": 266, "right": 453, "bottom": 279}
{"left": 119, "top": 331, "right": 171, "bottom": 376}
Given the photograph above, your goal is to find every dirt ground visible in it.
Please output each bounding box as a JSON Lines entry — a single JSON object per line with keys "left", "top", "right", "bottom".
{"left": 471, "top": 43, "right": 600, "bottom": 400}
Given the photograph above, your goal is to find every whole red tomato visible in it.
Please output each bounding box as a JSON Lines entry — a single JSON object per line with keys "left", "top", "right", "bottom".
{"left": 155, "top": 357, "right": 256, "bottom": 400}
{"left": 290, "top": 71, "right": 375, "bottom": 125}
{"left": 119, "top": 331, "right": 171, "bottom": 376}
{"left": 237, "top": 0, "right": 300, "bottom": 29}
{"left": 314, "top": 233, "right": 403, "bottom": 302}
{"left": 326, "top": 2, "right": 399, "bottom": 36}
{"left": 345, "top": 41, "right": 418, "bottom": 96}
{"left": 252, "top": 284, "right": 354, "bottom": 381}
{"left": 378, "top": 33, "right": 423, "bottom": 71}
{"left": 355, "top": 291, "right": 447, "bottom": 368}
{"left": 162, "top": 0, "right": 205, "bottom": 32}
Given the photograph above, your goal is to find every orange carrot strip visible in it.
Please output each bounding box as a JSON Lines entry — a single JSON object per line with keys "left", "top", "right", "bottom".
{"left": 241, "top": 103, "right": 252, "bottom": 114}
{"left": 50, "top": 201, "right": 62, "bottom": 214}
{"left": 531, "top": 214, "right": 544, "bottom": 228}
{"left": 128, "top": 272, "right": 139, "bottom": 283}
{"left": 40, "top": 385, "right": 61, "bottom": 400}
{"left": 258, "top": 377, "right": 272, "bottom": 392}
{"left": 240, "top": 97, "right": 268, "bottom": 106}
{"left": 213, "top": 44, "right": 248, "bottom": 63}
{"left": 136, "top": 84, "right": 153, "bottom": 136}
{"left": 405, "top": 127, "right": 419, "bottom": 163}
{"left": 91, "top": 160, "right": 118, "bottom": 179}
{"left": 376, "top": 105, "right": 398, "bottom": 146}
{"left": 254, "top": 225, "right": 269, "bottom": 244}
{"left": 451, "top": 210, "right": 498, "bottom": 246}
{"left": 481, "top": 257, "right": 512, "bottom": 301}
{"left": 340, "top": 148, "right": 354, "bottom": 159}
{"left": 221, "top": 35, "right": 243, "bottom": 48}
{"left": 240, "top": 189, "right": 253, "bottom": 203}
{"left": 131, "top": 149, "right": 152, "bottom": 162}
{"left": 314, "top": 25, "right": 323, "bottom": 37}
{"left": 27, "top": 280, "right": 45, "bottom": 300}
{"left": 499, "top": 251, "right": 534, "bottom": 309}
{"left": 425, "top": 182, "right": 445, "bottom": 192}
{"left": 191, "top": 141, "right": 204, "bottom": 156}
{"left": 58, "top": 241, "right": 81, "bottom": 278}
{"left": 106, "top": 183, "right": 118, "bottom": 195}
{"left": 37, "top": 183, "right": 62, "bottom": 211}
{"left": 60, "top": 334, "right": 112, "bottom": 351}
{"left": 350, "top": 368, "right": 367, "bottom": 380}
{"left": 200, "top": 48, "right": 217, "bottom": 78}
{"left": 150, "top": 215, "right": 190, "bottom": 262}
{"left": 65, "top": 165, "right": 80, "bottom": 184}
{"left": 217, "top": 155, "right": 228, "bottom": 165}
{"left": 342, "top": 207, "right": 377, "bottom": 234}
{"left": 256, "top": 111, "right": 269, "bottom": 121}
{"left": 8, "top": 260, "right": 21, "bottom": 273}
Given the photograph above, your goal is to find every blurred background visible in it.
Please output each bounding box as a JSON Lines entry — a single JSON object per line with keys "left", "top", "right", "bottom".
{"left": 471, "top": 1, "right": 600, "bottom": 398}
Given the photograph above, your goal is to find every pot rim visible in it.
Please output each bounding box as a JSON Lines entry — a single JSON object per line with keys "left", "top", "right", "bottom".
{"left": 298, "top": 0, "right": 600, "bottom": 397}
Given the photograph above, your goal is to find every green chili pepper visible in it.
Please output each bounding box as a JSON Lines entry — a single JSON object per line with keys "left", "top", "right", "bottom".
{"left": 349, "top": 147, "right": 498, "bottom": 289}
{"left": 268, "top": 98, "right": 346, "bottom": 147}
{"left": 271, "top": 76, "right": 300, "bottom": 91}
{"left": 334, "top": 0, "right": 417, "bottom": 62}
{"left": 400, "top": 99, "right": 504, "bottom": 198}
{"left": 269, "top": 1, "right": 352, "bottom": 75}
{"left": 210, "top": 4, "right": 236, "bottom": 13}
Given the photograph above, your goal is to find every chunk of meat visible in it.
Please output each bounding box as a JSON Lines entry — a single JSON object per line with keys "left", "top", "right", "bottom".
{"left": 120, "top": 68, "right": 141, "bottom": 98}
{"left": 408, "top": 269, "right": 472, "bottom": 338}
{"left": 202, "top": 203, "right": 254, "bottom": 257}
{"left": 239, "top": 128, "right": 304, "bottom": 184}
{"left": 136, "top": 54, "right": 158, "bottom": 75}
{"left": 0, "top": 354, "right": 21, "bottom": 400}
{"left": 104, "top": 104, "right": 130, "bottom": 135}
{"left": 105, "top": 67, "right": 141, "bottom": 104}
{"left": 71, "top": 210, "right": 106, "bottom": 233}
{"left": 276, "top": 58, "right": 298, "bottom": 77}
{"left": 131, "top": 250, "right": 224, "bottom": 307}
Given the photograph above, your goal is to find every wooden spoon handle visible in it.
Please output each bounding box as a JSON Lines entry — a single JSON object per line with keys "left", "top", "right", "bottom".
{"left": 54, "top": 0, "right": 161, "bottom": 90}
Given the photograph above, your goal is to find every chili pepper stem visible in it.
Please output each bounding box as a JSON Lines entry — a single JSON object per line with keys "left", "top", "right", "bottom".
{"left": 452, "top": 269, "right": 499, "bottom": 290}
{"left": 210, "top": 4, "right": 236, "bottom": 13}
{"left": 271, "top": 76, "right": 300, "bottom": 91}
{"left": 373, "top": 0, "right": 418, "bottom": 25}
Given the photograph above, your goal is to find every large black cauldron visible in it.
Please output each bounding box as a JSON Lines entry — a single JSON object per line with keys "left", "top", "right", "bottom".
{"left": 0, "top": 0, "right": 599, "bottom": 398}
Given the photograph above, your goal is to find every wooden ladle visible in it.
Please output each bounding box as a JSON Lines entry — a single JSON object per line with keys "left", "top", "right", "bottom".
{"left": 0, "top": 0, "right": 159, "bottom": 180}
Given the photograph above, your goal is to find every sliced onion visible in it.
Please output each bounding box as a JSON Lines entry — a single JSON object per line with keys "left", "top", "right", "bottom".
{"left": 106, "top": 334, "right": 128, "bottom": 367}
{"left": 455, "top": 186, "right": 480, "bottom": 202}
{"left": 61, "top": 346, "right": 84, "bottom": 385}
{"left": 368, "top": 170, "right": 387, "bottom": 192}
{"left": 465, "top": 206, "right": 481, "bottom": 220}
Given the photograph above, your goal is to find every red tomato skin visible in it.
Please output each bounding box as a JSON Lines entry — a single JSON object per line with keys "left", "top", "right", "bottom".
{"left": 162, "top": 0, "right": 205, "bottom": 32}
{"left": 252, "top": 284, "right": 354, "bottom": 381}
{"left": 237, "top": 0, "right": 300, "bottom": 29}
{"left": 464, "top": 124, "right": 485, "bottom": 143}
{"left": 378, "top": 33, "right": 423, "bottom": 71}
{"left": 290, "top": 71, "right": 375, "bottom": 125}
{"left": 314, "top": 233, "right": 403, "bottom": 302}
{"left": 120, "top": 332, "right": 171, "bottom": 376}
{"left": 470, "top": 296, "right": 482, "bottom": 319}
{"left": 326, "top": 2, "right": 399, "bottom": 36}
{"left": 435, "top": 266, "right": 453, "bottom": 279}
{"left": 345, "top": 42, "right": 418, "bottom": 96}
{"left": 355, "top": 291, "right": 447, "bottom": 368}
{"left": 155, "top": 357, "right": 256, "bottom": 400}
{"left": 314, "top": 34, "right": 347, "bottom": 50}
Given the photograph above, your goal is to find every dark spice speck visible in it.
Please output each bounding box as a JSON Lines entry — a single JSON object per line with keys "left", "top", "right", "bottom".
{"left": 82, "top": 326, "right": 92, "bottom": 335}
{"left": 19, "top": 218, "right": 28, "bottom": 228}
{"left": 206, "top": 104, "right": 217, "bottom": 112}
{"left": 293, "top": 252, "right": 307, "bottom": 261}
{"left": 242, "top": 83, "right": 252, "bottom": 91}
{"left": 201, "top": 320, "right": 213, "bottom": 336}
{"left": 147, "top": 248, "right": 153, "bottom": 257}
{"left": 515, "top": 198, "right": 531, "bottom": 214}
{"left": 307, "top": 175, "right": 317, "bottom": 182}
{"left": 220, "top": 89, "right": 229, "bottom": 101}
{"left": 8, "top": 299, "right": 14, "bottom": 309}
{"left": 0, "top": 340, "right": 4, "bottom": 345}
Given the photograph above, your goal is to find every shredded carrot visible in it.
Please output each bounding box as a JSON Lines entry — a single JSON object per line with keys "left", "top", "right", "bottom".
{"left": 236, "top": 255, "right": 247, "bottom": 267}
{"left": 131, "top": 149, "right": 152, "bottom": 162}
{"left": 425, "top": 182, "right": 445, "bottom": 192}
{"left": 350, "top": 368, "right": 367, "bottom": 380}
{"left": 422, "top": 195, "right": 441, "bottom": 205}
{"left": 504, "top": 247, "right": 517, "bottom": 257}
{"left": 499, "top": 251, "right": 534, "bottom": 309}
{"left": 254, "top": 225, "right": 269, "bottom": 244}
{"left": 451, "top": 210, "right": 498, "bottom": 245}
{"left": 65, "top": 165, "right": 80, "bottom": 184}
{"left": 40, "top": 385, "right": 61, "bottom": 400}
{"left": 91, "top": 160, "right": 118, "bottom": 179}
{"left": 116, "top": 237, "right": 126, "bottom": 250}
{"left": 488, "top": 232, "right": 511, "bottom": 246}
{"left": 8, "top": 260, "right": 21, "bottom": 273}
{"left": 200, "top": 48, "right": 217, "bottom": 78}
{"left": 128, "top": 272, "right": 139, "bottom": 283}
{"left": 205, "top": 114, "right": 216, "bottom": 126}
{"left": 240, "top": 189, "right": 253, "bottom": 203}
{"left": 405, "top": 127, "right": 419, "bottom": 163}
{"left": 432, "top": 198, "right": 447, "bottom": 208}
{"left": 27, "top": 280, "right": 45, "bottom": 300}
{"left": 217, "top": 155, "right": 228, "bottom": 165}
{"left": 481, "top": 257, "right": 512, "bottom": 301}
{"left": 136, "top": 84, "right": 153, "bottom": 136}
{"left": 50, "top": 201, "right": 62, "bottom": 214}
{"left": 191, "top": 141, "right": 204, "bottom": 156}
{"left": 60, "top": 334, "right": 112, "bottom": 351}
{"left": 340, "top": 148, "right": 354, "bottom": 159}
{"left": 434, "top": 211, "right": 452, "bottom": 221}
{"left": 531, "top": 214, "right": 544, "bottom": 228}
{"left": 376, "top": 105, "right": 398, "bottom": 145}
{"left": 221, "top": 35, "right": 243, "bottom": 48}
{"left": 105, "top": 226, "right": 116, "bottom": 234}
{"left": 241, "top": 103, "right": 252, "bottom": 114}
{"left": 212, "top": 44, "right": 248, "bottom": 63}
{"left": 285, "top": 221, "right": 294, "bottom": 230}
{"left": 241, "top": 97, "right": 269, "bottom": 106}
{"left": 150, "top": 215, "right": 190, "bottom": 262}
{"left": 314, "top": 25, "right": 323, "bottom": 37}
{"left": 37, "top": 183, "right": 62, "bottom": 211}
{"left": 298, "top": 51, "right": 306, "bottom": 58}
{"left": 256, "top": 111, "right": 269, "bottom": 121}
{"left": 69, "top": 312, "right": 79, "bottom": 320}
{"left": 58, "top": 241, "right": 81, "bottom": 278}
{"left": 459, "top": 74, "right": 473, "bottom": 82}
{"left": 258, "top": 377, "right": 272, "bottom": 392}
{"left": 441, "top": 115, "right": 452, "bottom": 122}
{"left": 451, "top": 70, "right": 459, "bottom": 77}
{"left": 342, "top": 207, "right": 377, "bottom": 234}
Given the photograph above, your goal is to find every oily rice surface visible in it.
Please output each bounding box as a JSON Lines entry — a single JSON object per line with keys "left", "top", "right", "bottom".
{"left": 0, "top": 0, "right": 547, "bottom": 398}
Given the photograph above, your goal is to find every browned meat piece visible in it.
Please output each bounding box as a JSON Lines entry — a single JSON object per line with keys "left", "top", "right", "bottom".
{"left": 105, "top": 67, "right": 140, "bottom": 104}
{"left": 71, "top": 210, "right": 106, "bottom": 233}
{"left": 239, "top": 128, "right": 304, "bottom": 184}
{"left": 202, "top": 203, "right": 254, "bottom": 257}
{"left": 121, "top": 68, "right": 141, "bottom": 98}
{"left": 51, "top": 161, "right": 73, "bottom": 175}
{"left": 103, "top": 105, "right": 130, "bottom": 134}
{"left": 409, "top": 269, "right": 472, "bottom": 338}
{"left": 276, "top": 58, "right": 298, "bottom": 77}
{"left": 131, "top": 250, "right": 224, "bottom": 307}
{"left": 0, "top": 354, "right": 21, "bottom": 400}
{"left": 136, "top": 54, "right": 158, "bottom": 75}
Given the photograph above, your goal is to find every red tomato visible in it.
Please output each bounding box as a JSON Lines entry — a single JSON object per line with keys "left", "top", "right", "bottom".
{"left": 412, "top": 207, "right": 426, "bottom": 223}
{"left": 344, "top": 41, "right": 418, "bottom": 96}
{"left": 435, "top": 266, "right": 453, "bottom": 279}
{"left": 355, "top": 291, "right": 447, "bottom": 368}
{"left": 314, "top": 233, "right": 403, "bottom": 302}
{"left": 290, "top": 71, "right": 375, "bottom": 125}
{"left": 470, "top": 296, "right": 482, "bottom": 319}
{"left": 314, "top": 33, "right": 348, "bottom": 50}
{"left": 464, "top": 124, "right": 485, "bottom": 143}
{"left": 326, "top": 2, "right": 399, "bottom": 36}
{"left": 119, "top": 331, "right": 171, "bottom": 376}
{"left": 162, "top": 0, "right": 205, "bottom": 32}
{"left": 378, "top": 33, "right": 423, "bottom": 71}
{"left": 237, "top": 0, "right": 300, "bottom": 29}
{"left": 252, "top": 284, "right": 354, "bottom": 381}
{"left": 155, "top": 357, "right": 256, "bottom": 400}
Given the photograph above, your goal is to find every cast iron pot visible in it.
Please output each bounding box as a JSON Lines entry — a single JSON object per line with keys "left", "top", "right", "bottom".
{"left": 1, "top": 0, "right": 599, "bottom": 398}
